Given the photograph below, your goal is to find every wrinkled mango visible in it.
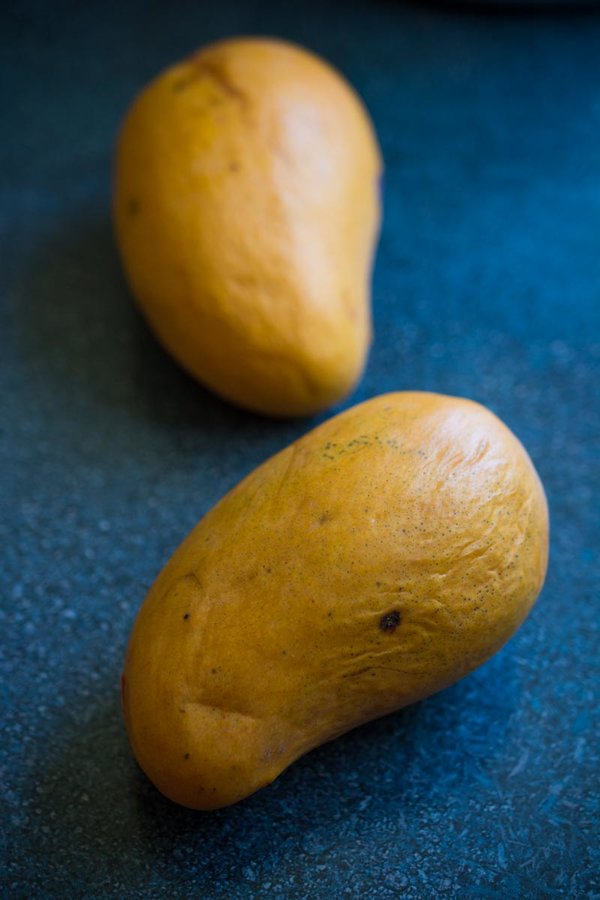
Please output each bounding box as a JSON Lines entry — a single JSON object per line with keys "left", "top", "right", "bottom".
{"left": 122, "top": 392, "right": 548, "bottom": 809}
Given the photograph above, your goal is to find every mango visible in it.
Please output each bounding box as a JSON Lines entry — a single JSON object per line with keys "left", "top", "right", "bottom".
{"left": 113, "top": 38, "right": 382, "bottom": 416}
{"left": 122, "top": 392, "right": 548, "bottom": 809}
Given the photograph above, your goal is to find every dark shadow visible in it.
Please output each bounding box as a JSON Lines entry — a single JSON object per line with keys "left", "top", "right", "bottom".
{"left": 402, "top": 0, "right": 600, "bottom": 15}
{"left": 17, "top": 646, "right": 520, "bottom": 894}
{"left": 13, "top": 210, "right": 309, "bottom": 444}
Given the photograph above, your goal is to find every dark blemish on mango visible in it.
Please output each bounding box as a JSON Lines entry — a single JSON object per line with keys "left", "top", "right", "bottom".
{"left": 201, "top": 60, "right": 248, "bottom": 104}
{"left": 174, "top": 57, "right": 248, "bottom": 105}
{"left": 128, "top": 198, "right": 141, "bottom": 216}
{"left": 183, "top": 752, "right": 190, "bottom": 760}
{"left": 183, "top": 612, "right": 190, "bottom": 620}
{"left": 379, "top": 610, "right": 401, "bottom": 632}
{"left": 319, "top": 511, "right": 332, "bottom": 525}
{"left": 211, "top": 668, "right": 217, "bottom": 674}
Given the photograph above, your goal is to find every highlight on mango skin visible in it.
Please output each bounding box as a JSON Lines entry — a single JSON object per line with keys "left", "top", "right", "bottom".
{"left": 113, "top": 37, "right": 383, "bottom": 417}
{"left": 121, "top": 391, "right": 549, "bottom": 810}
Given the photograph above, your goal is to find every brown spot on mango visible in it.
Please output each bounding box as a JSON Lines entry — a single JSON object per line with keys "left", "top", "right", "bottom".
{"left": 379, "top": 610, "right": 401, "bottom": 632}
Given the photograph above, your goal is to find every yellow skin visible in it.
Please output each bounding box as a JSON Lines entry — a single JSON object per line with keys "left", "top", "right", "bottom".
{"left": 113, "top": 38, "right": 382, "bottom": 416}
{"left": 122, "top": 392, "right": 549, "bottom": 810}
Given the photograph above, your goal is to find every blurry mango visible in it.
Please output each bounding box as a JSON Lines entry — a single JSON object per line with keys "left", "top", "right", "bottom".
{"left": 113, "top": 38, "right": 382, "bottom": 416}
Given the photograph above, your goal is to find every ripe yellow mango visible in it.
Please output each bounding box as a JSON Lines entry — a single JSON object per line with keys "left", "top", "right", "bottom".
{"left": 122, "top": 393, "right": 548, "bottom": 809}
{"left": 113, "top": 38, "right": 382, "bottom": 416}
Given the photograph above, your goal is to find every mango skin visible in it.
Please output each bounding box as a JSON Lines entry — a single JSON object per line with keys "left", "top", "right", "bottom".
{"left": 122, "top": 392, "right": 549, "bottom": 809}
{"left": 113, "top": 38, "right": 382, "bottom": 417}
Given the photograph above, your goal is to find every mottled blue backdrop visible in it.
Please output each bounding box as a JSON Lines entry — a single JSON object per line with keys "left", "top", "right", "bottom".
{"left": 2, "top": 1, "right": 599, "bottom": 897}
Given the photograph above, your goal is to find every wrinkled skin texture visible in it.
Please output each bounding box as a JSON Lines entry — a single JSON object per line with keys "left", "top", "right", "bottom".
{"left": 122, "top": 393, "right": 549, "bottom": 809}
{"left": 113, "top": 38, "right": 382, "bottom": 416}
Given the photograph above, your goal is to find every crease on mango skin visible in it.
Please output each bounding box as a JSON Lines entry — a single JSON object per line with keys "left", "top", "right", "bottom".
{"left": 113, "top": 37, "right": 382, "bottom": 417}
{"left": 122, "top": 392, "right": 549, "bottom": 810}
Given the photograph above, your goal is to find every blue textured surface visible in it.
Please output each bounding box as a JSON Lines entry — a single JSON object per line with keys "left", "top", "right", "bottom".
{"left": 2, "top": 1, "right": 599, "bottom": 897}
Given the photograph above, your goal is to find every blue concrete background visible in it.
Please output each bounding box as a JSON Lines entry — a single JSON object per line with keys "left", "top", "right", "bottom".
{"left": 2, "top": 1, "right": 599, "bottom": 897}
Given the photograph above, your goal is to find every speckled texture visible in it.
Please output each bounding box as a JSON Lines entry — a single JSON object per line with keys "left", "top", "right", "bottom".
{"left": 1, "top": 1, "right": 599, "bottom": 897}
